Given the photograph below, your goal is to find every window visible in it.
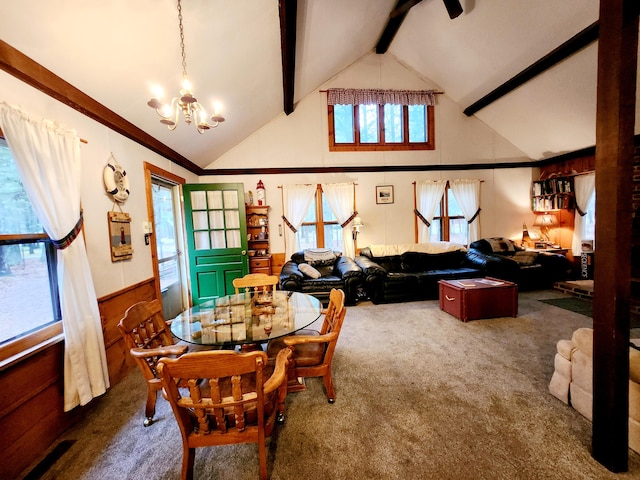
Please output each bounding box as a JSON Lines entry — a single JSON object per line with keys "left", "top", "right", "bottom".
{"left": 0, "top": 137, "right": 61, "bottom": 350}
{"left": 429, "top": 186, "right": 468, "bottom": 244}
{"left": 583, "top": 191, "right": 596, "bottom": 241}
{"left": 329, "top": 103, "right": 434, "bottom": 151}
{"left": 327, "top": 88, "right": 436, "bottom": 152}
{"left": 296, "top": 185, "right": 342, "bottom": 251}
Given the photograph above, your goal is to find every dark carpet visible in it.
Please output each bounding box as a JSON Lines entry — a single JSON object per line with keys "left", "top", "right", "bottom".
{"left": 539, "top": 297, "right": 593, "bottom": 318}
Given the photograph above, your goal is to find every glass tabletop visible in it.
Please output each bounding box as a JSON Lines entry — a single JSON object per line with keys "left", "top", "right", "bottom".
{"left": 170, "top": 290, "right": 323, "bottom": 348}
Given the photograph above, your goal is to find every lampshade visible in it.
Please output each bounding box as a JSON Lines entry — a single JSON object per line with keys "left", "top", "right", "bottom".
{"left": 533, "top": 214, "right": 558, "bottom": 227}
{"left": 353, "top": 216, "right": 364, "bottom": 227}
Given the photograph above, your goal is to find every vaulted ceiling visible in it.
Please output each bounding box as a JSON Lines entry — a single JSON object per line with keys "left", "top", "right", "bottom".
{"left": 0, "top": 0, "right": 637, "bottom": 172}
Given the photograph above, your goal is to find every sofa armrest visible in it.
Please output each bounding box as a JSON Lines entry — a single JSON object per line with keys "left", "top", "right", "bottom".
{"left": 279, "top": 261, "right": 303, "bottom": 290}
{"left": 535, "top": 252, "right": 572, "bottom": 279}
{"left": 465, "top": 248, "right": 519, "bottom": 280}
{"left": 355, "top": 255, "right": 387, "bottom": 278}
{"left": 334, "top": 256, "right": 363, "bottom": 279}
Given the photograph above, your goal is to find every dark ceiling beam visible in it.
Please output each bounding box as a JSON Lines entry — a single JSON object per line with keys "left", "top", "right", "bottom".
{"left": 0, "top": 40, "right": 203, "bottom": 175}
{"left": 442, "top": 0, "right": 463, "bottom": 20}
{"left": 376, "top": 0, "right": 423, "bottom": 54}
{"left": 279, "top": 0, "right": 297, "bottom": 115}
{"left": 463, "top": 22, "right": 600, "bottom": 116}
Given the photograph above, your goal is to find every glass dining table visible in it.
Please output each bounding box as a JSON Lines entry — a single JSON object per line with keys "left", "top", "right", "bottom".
{"left": 170, "top": 290, "right": 323, "bottom": 350}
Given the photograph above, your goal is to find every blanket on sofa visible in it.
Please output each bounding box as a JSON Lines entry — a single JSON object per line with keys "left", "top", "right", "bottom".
{"left": 367, "top": 242, "right": 465, "bottom": 257}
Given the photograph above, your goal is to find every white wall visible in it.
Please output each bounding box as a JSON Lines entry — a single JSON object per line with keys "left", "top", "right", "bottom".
{"left": 0, "top": 70, "right": 198, "bottom": 297}
{"left": 202, "top": 53, "right": 536, "bottom": 253}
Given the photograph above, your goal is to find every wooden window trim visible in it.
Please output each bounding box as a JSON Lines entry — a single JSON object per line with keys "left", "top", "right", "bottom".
{"left": 299, "top": 185, "right": 339, "bottom": 248}
{"left": 433, "top": 183, "right": 465, "bottom": 242}
{"left": 328, "top": 104, "right": 435, "bottom": 152}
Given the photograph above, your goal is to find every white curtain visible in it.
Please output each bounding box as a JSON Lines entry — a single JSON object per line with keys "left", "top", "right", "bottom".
{"left": 416, "top": 180, "right": 447, "bottom": 242}
{"left": 282, "top": 184, "right": 316, "bottom": 259}
{"left": 450, "top": 179, "right": 481, "bottom": 245}
{"left": 322, "top": 182, "right": 356, "bottom": 258}
{"left": 0, "top": 103, "right": 109, "bottom": 411}
{"left": 572, "top": 173, "right": 596, "bottom": 256}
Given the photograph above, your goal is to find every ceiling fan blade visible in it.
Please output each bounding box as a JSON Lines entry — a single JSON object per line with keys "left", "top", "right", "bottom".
{"left": 442, "top": 0, "right": 463, "bottom": 19}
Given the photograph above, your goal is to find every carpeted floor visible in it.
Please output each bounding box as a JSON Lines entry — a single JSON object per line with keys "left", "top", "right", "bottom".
{"left": 20, "top": 290, "right": 640, "bottom": 480}
{"left": 539, "top": 297, "right": 593, "bottom": 318}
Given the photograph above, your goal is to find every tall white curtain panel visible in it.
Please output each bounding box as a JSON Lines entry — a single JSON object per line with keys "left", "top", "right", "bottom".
{"left": 281, "top": 184, "right": 316, "bottom": 259}
{"left": 450, "top": 179, "right": 481, "bottom": 244}
{"left": 321, "top": 182, "right": 356, "bottom": 258}
{"left": 572, "top": 173, "right": 595, "bottom": 256}
{"left": 415, "top": 180, "right": 447, "bottom": 243}
{"left": 0, "top": 103, "right": 109, "bottom": 411}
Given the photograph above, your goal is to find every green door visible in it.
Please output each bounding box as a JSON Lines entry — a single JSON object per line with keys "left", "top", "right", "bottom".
{"left": 183, "top": 183, "right": 248, "bottom": 305}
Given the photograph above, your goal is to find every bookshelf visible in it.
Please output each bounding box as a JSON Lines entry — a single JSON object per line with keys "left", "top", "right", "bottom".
{"left": 531, "top": 177, "right": 575, "bottom": 212}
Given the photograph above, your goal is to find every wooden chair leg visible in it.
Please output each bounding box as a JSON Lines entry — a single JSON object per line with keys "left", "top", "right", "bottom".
{"left": 144, "top": 384, "right": 158, "bottom": 426}
{"left": 323, "top": 373, "right": 336, "bottom": 403}
{"left": 259, "top": 438, "right": 267, "bottom": 480}
{"left": 182, "top": 446, "right": 195, "bottom": 480}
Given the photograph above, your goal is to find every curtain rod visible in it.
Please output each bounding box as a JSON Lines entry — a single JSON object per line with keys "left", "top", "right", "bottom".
{"left": 278, "top": 183, "right": 359, "bottom": 188}
{"left": 0, "top": 126, "right": 87, "bottom": 144}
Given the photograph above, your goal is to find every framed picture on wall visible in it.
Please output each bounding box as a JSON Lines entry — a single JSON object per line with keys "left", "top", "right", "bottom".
{"left": 376, "top": 185, "right": 394, "bottom": 204}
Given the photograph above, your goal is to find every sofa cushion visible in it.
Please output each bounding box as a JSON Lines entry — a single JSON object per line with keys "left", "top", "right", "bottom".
{"left": 511, "top": 251, "right": 538, "bottom": 266}
{"left": 298, "top": 263, "right": 321, "bottom": 279}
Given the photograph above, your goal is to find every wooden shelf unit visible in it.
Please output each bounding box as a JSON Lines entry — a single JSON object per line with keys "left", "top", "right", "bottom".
{"left": 531, "top": 177, "right": 575, "bottom": 212}
{"left": 246, "top": 204, "right": 271, "bottom": 274}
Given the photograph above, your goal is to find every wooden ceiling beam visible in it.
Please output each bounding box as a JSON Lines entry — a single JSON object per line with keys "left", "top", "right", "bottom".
{"left": 464, "top": 21, "right": 600, "bottom": 116}
{"left": 376, "top": 0, "right": 423, "bottom": 54}
{"left": 279, "top": 0, "right": 297, "bottom": 115}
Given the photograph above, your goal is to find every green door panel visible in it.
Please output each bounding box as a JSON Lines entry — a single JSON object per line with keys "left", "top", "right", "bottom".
{"left": 183, "top": 183, "right": 249, "bottom": 305}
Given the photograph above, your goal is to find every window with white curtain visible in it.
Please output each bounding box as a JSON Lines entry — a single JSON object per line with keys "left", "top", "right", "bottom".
{"left": 296, "top": 185, "right": 342, "bottom": 251}
{"left": 0, "top": 136, "right": 61, "bottom": 346}
{"left": 429, "top": 186, "right": 468, "bottom": 244}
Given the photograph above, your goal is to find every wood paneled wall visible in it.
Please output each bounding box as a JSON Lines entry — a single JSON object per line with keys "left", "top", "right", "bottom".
{"left": 0, "top": 278, "right": 157, "bottom": 479}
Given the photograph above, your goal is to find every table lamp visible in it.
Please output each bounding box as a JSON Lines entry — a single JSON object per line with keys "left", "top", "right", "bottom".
{"left": 533, "top": 213, "right": 558, "bottom": 242}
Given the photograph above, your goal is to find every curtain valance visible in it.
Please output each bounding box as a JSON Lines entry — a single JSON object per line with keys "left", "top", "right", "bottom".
{"left": 327, "top": 88, "right": 438, "bottom": 106}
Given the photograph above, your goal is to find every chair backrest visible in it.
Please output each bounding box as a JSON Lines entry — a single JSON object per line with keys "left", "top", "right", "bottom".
{"left": 158, "top": 349, "right": 289, "bottom": 455}
{"left": 320, "top": 288, "right": 346, "bottom": 336}
{"left": 233, "top": 273, "right": 279, "bottom": 295}
{"left": 118, "top": 299, "right": 175, "bottom": 381}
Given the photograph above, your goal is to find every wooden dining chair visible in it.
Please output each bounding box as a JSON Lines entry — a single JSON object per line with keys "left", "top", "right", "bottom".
{"left": 266, "top": 288, "right": 346, "bottom": 403}
{"left": 233, "top": 273, "right": 279, "bottom": 295}
{"left": 157, "top": 348, "right": 292, "bottom": 480}
{"left": 118, "top": 299, "right": 189, "bottom": 426}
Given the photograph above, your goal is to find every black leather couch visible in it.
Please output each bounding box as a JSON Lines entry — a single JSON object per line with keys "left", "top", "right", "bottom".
{"left": 465, "top": 237, "right": 572, "bottom": 290}
{"left": 355, "top": 244, "right": 483, "bottom": 304}
{"left": 279, "top": 251, "right": 363, "bottom": 306}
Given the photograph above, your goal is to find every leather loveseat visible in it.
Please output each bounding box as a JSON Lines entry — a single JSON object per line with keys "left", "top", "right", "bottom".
{"left": 465, "top": 237, "right": 571, "bottom": 290}
{"left": 279, "top": 249, "right": 363, "bottom": 306}
{"left": 355, "top": 243, "right": 483, "bottom": 304}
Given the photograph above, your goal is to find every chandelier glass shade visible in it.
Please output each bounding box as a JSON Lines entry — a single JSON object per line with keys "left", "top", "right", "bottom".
{"left": 147, "top": 0, "right": 225, "bottom": 134}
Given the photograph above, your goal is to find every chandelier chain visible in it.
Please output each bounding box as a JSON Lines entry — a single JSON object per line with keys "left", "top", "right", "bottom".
{"left": 177, "top": 0, "right": 188, "bottom": 80}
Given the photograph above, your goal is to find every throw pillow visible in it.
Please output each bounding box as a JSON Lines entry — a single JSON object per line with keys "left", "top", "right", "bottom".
{"left": 298, "top": 263, "right": 322, "bottom": 279}
{"left": 486, "top": 237, "right": 518, "bottom": 253}
{"left": 304, "top": 248, "right": 337, "bottom": 267}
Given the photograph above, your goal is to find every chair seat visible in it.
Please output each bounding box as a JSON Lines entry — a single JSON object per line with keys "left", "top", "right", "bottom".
{"left": 266, "top": 329, "right": 325, "bottom": 367}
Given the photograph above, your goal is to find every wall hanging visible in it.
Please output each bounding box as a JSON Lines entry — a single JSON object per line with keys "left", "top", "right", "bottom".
{"left": 108, "top": 210, "right": 133, "bottom": 262}
{"left": 103, "top": 153, "right": 130, "bottom": 203}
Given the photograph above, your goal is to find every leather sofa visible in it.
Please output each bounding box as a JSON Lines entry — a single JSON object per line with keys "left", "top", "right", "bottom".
{"left": 355, "top": 243, "right": 483, "bottom": 304}
{"left": 549, "top": 327, "right": 640, "bottom": 454}
{"left": 279, "top": 250, "right": 363, "bottom": 306}
{"left": 465, "top": 237, "right": 571, "bottom": 290}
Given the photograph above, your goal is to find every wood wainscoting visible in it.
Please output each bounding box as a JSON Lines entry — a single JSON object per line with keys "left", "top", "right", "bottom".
{"left": 0, "top": 277, "right": 157, "bottom": 479}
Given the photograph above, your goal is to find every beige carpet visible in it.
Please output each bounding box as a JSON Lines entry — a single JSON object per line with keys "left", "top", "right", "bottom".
{"left": 21, "top": 290, "right": 640, "bottom": 480}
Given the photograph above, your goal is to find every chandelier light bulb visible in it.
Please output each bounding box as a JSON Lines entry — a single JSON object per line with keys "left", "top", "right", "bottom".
{"left": 182, "top": 77, "right": 192, "bottom": 93}
{"left": 213, "top": 101, "right": 222, "bottom": 114}
{"left": 151, "top": 85, "right": 164, "bottom": 100}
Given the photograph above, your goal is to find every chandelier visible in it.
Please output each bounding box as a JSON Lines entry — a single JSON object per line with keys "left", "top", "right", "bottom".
{"left": 147, "top": 0, "right": 225, "bottom": 134}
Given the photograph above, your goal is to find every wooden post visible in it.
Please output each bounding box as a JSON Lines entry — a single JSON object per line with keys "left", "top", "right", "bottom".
{"left": 592, "top": 0, "right": 638, "bottom": 471}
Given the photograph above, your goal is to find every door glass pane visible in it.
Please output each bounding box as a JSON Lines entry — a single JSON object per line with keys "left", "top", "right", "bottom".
{"left": 194, "top": 231, "right": 209, "bottom": 250}
{"left": 210, "top": 231, "right": 225, "bottom": 248}
{"left": 152, "top": 184, "right": 177, "bottom": 259}
{"left": 209, "top": 211, "right": 224, "bottom": 229}
{"left": 384, "top": 104, "right": 403, "bottom": 143}
{"left": 190, "top": 191, "right": 206, "bottom": 210}
{"left": 207, "top": 190, "right": 223, "bottom": 209}
{"left": 359, "top": 104, "right": 378, "bottom": 143}
{"left": 226, "top": 230, "right": 240, "bottom": 248}
{"left": 408, "top": 105, "right": 427, "bottom": 142}
{"left": 334, "top": 105, "right": 354, "bottom": 143}
{"left": 223, "top": 190, "right": 238, "bottom": 208}
{"left": 225, "top": 210, "right": 240, "bottom": 229}
{"left": 192, "top": 211, "right": 208, "bottom": 230}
